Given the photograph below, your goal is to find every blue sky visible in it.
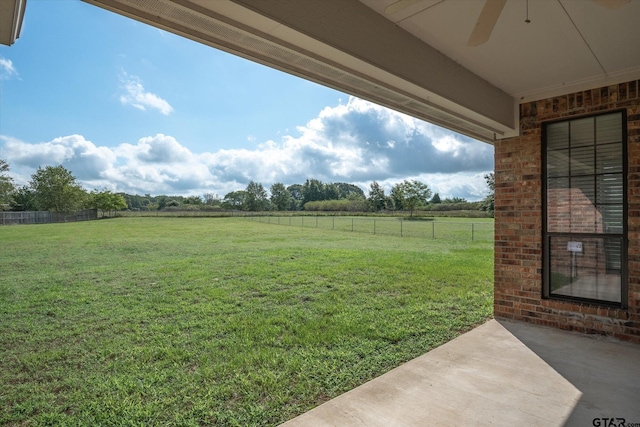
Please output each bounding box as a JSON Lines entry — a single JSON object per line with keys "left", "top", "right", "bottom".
{"left": 0, "top": 0, "right": 494, "bottom": 200}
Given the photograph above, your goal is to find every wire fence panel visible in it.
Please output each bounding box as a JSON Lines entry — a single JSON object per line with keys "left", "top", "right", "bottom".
{"left": 1, "top": 210, "right": 98, "bottom": 226}
{"left": 248, "top": 215, "right": 493, "bottom": 242}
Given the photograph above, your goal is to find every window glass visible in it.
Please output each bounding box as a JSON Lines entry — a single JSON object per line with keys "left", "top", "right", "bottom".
{"left": 548, "top": 236, "right": 622, "bottom": 303}
{"left": 570, "top": 117, "right": 594, "bottom": 147}
{"left": 544, "top": 111, "right": 625, "bottom": 305}
{"left": 596, "top": 112, "right": 623, "bottom": 144}
{"left": 547, "top": 121, "right": 569, "bottom": 150}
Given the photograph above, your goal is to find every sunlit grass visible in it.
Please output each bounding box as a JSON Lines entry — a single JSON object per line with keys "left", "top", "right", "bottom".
{"left": 0, "top": 217, "right": 493, "bottom": 426}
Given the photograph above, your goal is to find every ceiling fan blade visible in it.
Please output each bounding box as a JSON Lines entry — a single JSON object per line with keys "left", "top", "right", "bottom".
{"left": 385, "top": 0, "right": 421, "bottom": 15}
{"left": 592, "top": 0, "right": 630, "bottom": 10}
{"left": 467, "top": 0, "right": 507, "bottom": 47}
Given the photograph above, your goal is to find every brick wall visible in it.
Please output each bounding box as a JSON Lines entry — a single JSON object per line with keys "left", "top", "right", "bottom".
{"left": 494, "top": 80, "right": 640, "bottom": 343}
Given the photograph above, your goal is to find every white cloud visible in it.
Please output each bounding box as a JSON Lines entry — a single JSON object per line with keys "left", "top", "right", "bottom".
{"left": 0, "top": 57, "right": 18, "bottom": 79}
{"left": 119, "top": 72, "right": 173, "bottom": 115}
{"left": 0, "top": 97, "right": 493, "bottom": 199}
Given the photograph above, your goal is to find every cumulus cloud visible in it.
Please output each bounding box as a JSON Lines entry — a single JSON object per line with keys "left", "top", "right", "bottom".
{"left": 0, "top": 57, "right": 18, "bottom": 79}
{"left": 119, "top": 72, "right": 173, "bottom": 115}
{"left": 0, "top": 97, "right": 493, "bottom": 199}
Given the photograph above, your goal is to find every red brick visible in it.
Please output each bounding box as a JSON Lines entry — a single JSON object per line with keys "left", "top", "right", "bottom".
{"left": 495, "top": 80, "right": 640, "bottom": 343}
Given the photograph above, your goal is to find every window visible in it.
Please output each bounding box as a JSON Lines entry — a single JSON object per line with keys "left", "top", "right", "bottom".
{"left": 543, "top": 111, "right": 627, "bottom": 306}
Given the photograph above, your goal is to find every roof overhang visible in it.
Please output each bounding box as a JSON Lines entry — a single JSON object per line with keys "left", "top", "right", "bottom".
{"left": 0, "top": 0, "right": 27, "bottom": 46}
{"left": 81, "top": 0, "right": 640, "bottom": 144}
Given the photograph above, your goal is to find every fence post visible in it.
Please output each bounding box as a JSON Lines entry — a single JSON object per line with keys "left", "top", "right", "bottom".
{"left": 316, "top": 216, "right": 318, "bottom": 228}
{"left": 351, "top": 218, "right": 354, "bottom": 232}
{"left": 472, "top": 223, "right": 475, "bottom": 241}
{"left": 374, "top": 219, "right": 376, "bottom": 235}
{"left": 400, "top": 218, "right": 403, "bottom": 237}
{"left": 332, "top": 216, "right": 335, "bottom": 230}
{"left": 432, "top": 221, "right": 435, "bottom": 239}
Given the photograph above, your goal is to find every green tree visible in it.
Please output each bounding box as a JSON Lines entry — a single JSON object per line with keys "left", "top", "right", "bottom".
{"left": 392, "top": 179, "right": 431, "bottom": 217}
{"left": 0, "top": 159, "right": 15, "bottom": 207}
{"left": 430, "top": 193, "right": 441, "bottom": 204}
{"left": 335, "top": 182, "right": 365, "bottom": 199}
{"left": 203, "top": 193, "right": 220, "bottom": 206}
{"left": 368, "top": 181, "right": 387, "bottom": 211}
{"left": 481, "top": 172, "right": 495, "bottom": 214}
{"left": 390, "top": 184, "right": 405, "bottom": 211}
{"left": 270, "top": 182, "right": 291, "bottom": 211}
{"left": 324, "top": 183, "right": 340, "bottom": 200}
{"left": 443, "top": 197, "right": 467, "bottom": 204}
{"left": 244, "top": 181, "right": 269, "bottom": 211}
{"left": 302, "top": 179, "right": 324, "bottom": 206}
{"left": 222, "top": 190, "right": 247, "bottom": 210}
{"left": 30, "top": 165, "right": 88, "bottom": 213}
{"left": 286, "top": 184, "right": 303, "bottom": 210}
{"left": 9, "top": 186, "right": 36, "bottom": 211}
{"left": 157, "top": 196, "right": 168, "bottom": 210}
{"left": 184, "top": 195, "right": 203, "bottom": 205}
{"left": 90, "top": 189, "right": 127, "bottom": 217}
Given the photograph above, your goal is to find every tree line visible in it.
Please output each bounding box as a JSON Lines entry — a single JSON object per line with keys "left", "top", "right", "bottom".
{"left": 0, "top": 159, "right": 494, "bottom": 216}
{"left": 1, "top": 161, "right": 126, "bottom": 215}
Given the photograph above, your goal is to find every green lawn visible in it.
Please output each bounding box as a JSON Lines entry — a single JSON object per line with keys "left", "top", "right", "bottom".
{"left": 0, "top": 218, "right": 493, "bottom": 426}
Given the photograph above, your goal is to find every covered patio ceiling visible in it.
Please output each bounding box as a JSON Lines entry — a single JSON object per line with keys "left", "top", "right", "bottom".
{"left": 68, "top": 0, "right": 640, "bottom": 143}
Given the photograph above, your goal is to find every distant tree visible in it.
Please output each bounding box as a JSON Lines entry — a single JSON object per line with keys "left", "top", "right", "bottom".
{"left": 390, "top": 184, "right": 405, "bottom": 211}
{"left": 481, "top": 172, "right": 495, "bottom": 214}
{"left": 244, "top": 181, "right": 269, "bottom": 211}
{"left": 157, "top": 196, "right": 168, "bottom": 210}
{"left": 90, "top": 189, "right": 127, "bottom": 216}
{"left": 302, "top": 179, "right": 324, "bottom": 206}
{"left": 485, "top": 172, "right": 495, "bottom": 191}
{"left": 0, "top": 159, "right": 15, "bottom": 207}
{"left": 393, "top": 179, "right": 431, "bottom": 217}
{"left": 270, "top": 182, "right": 291, "bottom": 211}
{"left": 334, "top": 182, "right": 365, "bottom": 199}
{"left": 430, "top": 193, "right": 441, "bottom": 204}
{"left": 286, "top": 184, "right": 303, "bottom": 210}
{"left": 324, "top": 183, "right": 340, "bottom": 200}
{"left": 121, "top": 193, "right": 150, "bottom": 210}
{"left": 203, "top": 192, "right": 220, "bottom": 206}
{"left": 29, "top": 165, "right": 88, "bottom": 213}
{"left": 222, "top": 190, "right": 247, "bottom": 210}
{"left": 166, "top": 199, "right": 180, "bottom": 207}
{"left": 9, "top": 185, "right": 36, "bottom": 211}
{"left": 368, "top": 181, "right": 387, "bottom": 211}
{"left": 443, "top": 197, "right": 467, "bottom": 204}
{"left": 184, "top": 195, "right": 203, "bottom": 205}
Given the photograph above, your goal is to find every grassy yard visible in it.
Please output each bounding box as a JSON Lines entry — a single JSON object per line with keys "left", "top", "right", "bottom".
{"left": 0, "top": 217, "right": 493, "bottom": 426}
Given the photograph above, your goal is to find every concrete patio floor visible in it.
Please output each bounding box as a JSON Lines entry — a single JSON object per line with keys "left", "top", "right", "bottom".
{"left": 280, "top": 318, "right": 640, "bottom": 427}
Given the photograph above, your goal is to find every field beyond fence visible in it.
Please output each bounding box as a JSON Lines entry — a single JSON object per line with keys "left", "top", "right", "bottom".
{"left": 249, "top": 215, "right": 494, "bottom": 242}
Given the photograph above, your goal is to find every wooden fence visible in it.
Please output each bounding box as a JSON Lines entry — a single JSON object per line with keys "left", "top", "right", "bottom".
{"left": 1, "top": 209, "right": 98, "bottom": 226}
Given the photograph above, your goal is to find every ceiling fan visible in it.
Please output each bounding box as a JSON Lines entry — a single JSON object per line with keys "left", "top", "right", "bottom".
{"left": 384, "top": 0, "right": 631, "bottom": 47}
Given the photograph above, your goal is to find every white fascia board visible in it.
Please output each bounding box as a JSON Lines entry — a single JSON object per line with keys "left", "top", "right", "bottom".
{"left": 0, "top": 0, "right": 27, "bottom": 46}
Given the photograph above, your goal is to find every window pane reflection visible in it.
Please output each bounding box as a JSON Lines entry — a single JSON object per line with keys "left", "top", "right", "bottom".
{"left": 549, "top": 236, "right": 622, "bottom": 303}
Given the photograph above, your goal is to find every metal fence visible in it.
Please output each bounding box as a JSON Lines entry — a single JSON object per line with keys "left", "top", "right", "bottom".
{"left": 248, "top": 215, "right": 494, "bottom": 242}
{"left": 1, "top": 209, "right": 98, "bottom": 226}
